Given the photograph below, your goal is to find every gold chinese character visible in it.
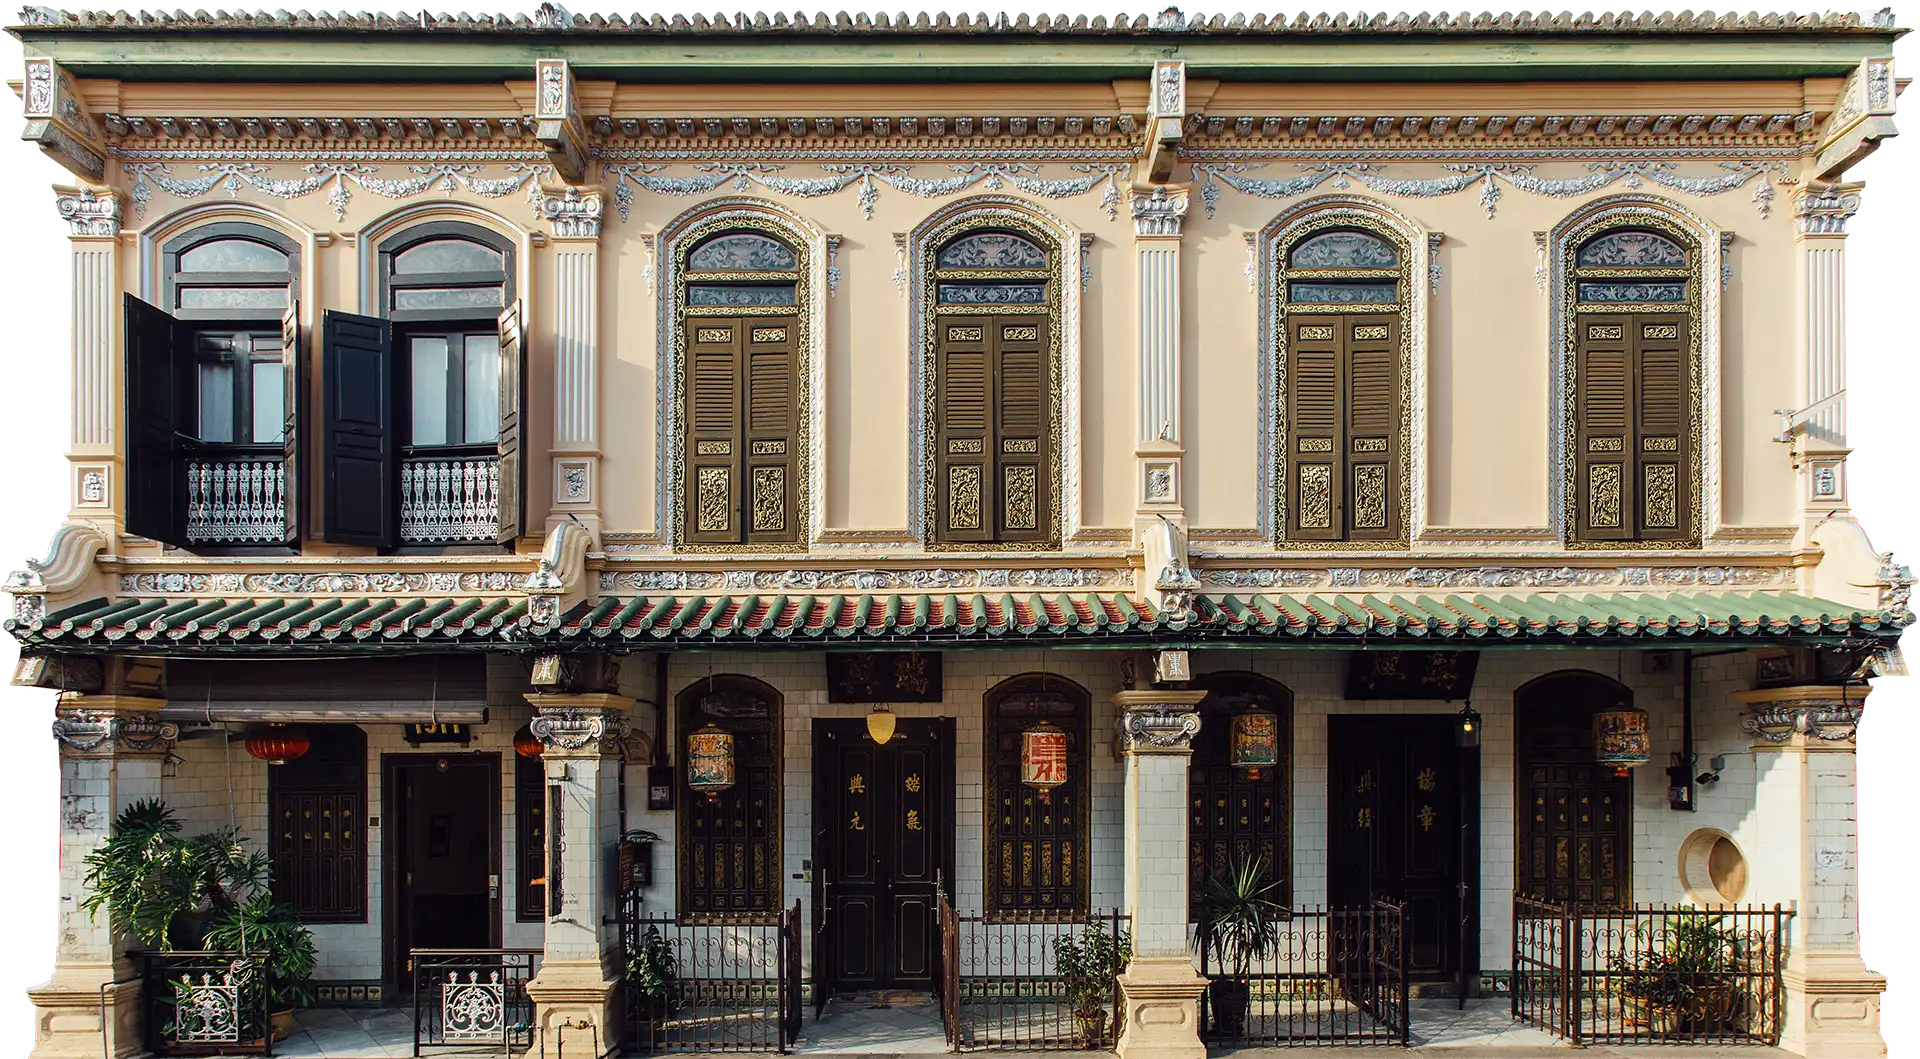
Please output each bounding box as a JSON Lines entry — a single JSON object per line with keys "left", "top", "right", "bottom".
{"left": 1416, "top": 768, "right": 1436, "bottom": 792}
{"left": 849, "top": 774, "right": 866, "bottom": 793}
{"left": 1357, "top": 808, "right": 1372, "bottom": 829}
{"left": 849, "top": 811, "right": 865, "bottom": 831}
{"left": 906, "top": 810, "right": 923, "bottom": 831}
{"left": 905, "top": 774, "right": 923, "bottom": 793}
{"left": 1418, "top": 805, "right": 1437, "bottom": 831}
{"left": 1357, "top": 770, "right": 1375, "bottom": 794}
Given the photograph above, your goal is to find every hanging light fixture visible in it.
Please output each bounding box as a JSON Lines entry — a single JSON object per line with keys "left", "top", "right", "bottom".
{"left": 1020, "top": 722, "right": 1069, "bottom": 804}
{"left": 686, "top": 724, "right": 737, "bottom": 801}
{"left": 1230, "top": 712, "right": 1280, "bottom": 778}
{"left": 866, "top": 705, "right": 897, "bottom": 746}
{"left": 513, "top": 726, "right": 544, "bottom": 759}
{"left": 1593, "top": 703, "right": 1651, "bottom": 775}
{"left": 245, "top": 725, "right": 311, "bottom": 766}
{"left": 1455, "top": 702, "right": 1482, "bottom": 749}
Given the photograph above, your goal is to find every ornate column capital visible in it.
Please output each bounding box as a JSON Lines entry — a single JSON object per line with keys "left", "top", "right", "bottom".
{"left": 540, "top": 184, "right": 604, "bottom": 241}
{"left": 52, "top": 697, "right": 176, "bottom": 758}
{"left": 1129, "top": 185, "right": 1189, "bottom": 238}
{"left": 1794, "top": 182, "right": 1863, "bottom": 237}
{"left": 1112, "top": 689, "right": 1208, "bottom": 754}
{"left": 53, "top": 184, "right": 119, "bottom": 238}
{"left": 1736, "top": 684, "right": 1869, "bottom": 747}
{"left": 526, "top": 692, "right": 633, "bottom": 757}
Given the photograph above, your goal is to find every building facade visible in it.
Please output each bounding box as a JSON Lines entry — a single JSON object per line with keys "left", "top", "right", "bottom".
{"left": 2, "top": 7, "right": 1914, "bottom": 1058}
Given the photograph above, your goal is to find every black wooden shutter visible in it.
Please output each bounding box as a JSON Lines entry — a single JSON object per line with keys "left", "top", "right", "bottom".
{"left": 935, "top": 318, "right": 993, "bottom": 542}
{"left": 1287, "top": 316, "right": 1344, "bottom": 541}
{"left": 1633, "top": 315, "right": 1690, "bottom": 541}
{"left": 320, "top": 309, "right": 396, "bottom": 546}
{"left": 496, "top": 302, "right": 525, "bottom": 545}
{"left": 123, "top": 294, "right": 188, "bottom": 547}
{"left": 1345, "top": 316, "right": 1400, "bottom": 541}
{"left": 744, "top": 319, "right": 799, "bottom": 543}
{"left": 994, "top": 317, "right": 1050, "bottom": 542}
{"left": 1574, "top": 315, "right": 1633, "bottom": 541}
{"left": 280, "top": 299, "right": 303, "bottom": 547}
{"left": 685, "top": 318, "right": 744, "bottom": 544}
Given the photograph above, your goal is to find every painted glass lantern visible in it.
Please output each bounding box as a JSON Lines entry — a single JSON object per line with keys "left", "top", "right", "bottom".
{"left": 1230, "top": 712, "right": 1281, "bottom": 778}
{"left": 686, "top": 725, "right": 738, "bottom": 801}
{"left": 1020, "top": 722, "right": 1069, "bottom": 804}
{"left": 1592, "top": 707, "right": 1652, "bottom": 772}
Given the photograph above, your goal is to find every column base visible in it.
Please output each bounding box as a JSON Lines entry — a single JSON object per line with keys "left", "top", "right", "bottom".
{"left": 522, "top": 960, "right": 621, "bottom": 1059}
{"left": 1115, "top": 955, "right": 1207, "bottom": 1059}
{"left": 1779, "top": 952, "right": 1887, "bottom": 1058}
{"left": 27, "top": 974, "right": 142, "bottom": 1059}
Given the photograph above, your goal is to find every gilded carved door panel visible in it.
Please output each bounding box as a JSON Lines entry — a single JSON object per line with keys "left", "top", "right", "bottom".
{"left": 1515, "top": 673, "right": 1635, "bottom": 906}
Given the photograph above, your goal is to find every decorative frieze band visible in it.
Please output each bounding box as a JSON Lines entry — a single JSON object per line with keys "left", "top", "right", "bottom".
{"left": 1197, "top": 563, "right": 1794, "bottom": 590}
{"left": 118, "top": 569, "right": 529, "bottom": 596}
{"left": 599, "top": 566, "right": 1126, "bottom": 593}
{"left": 122, "top": 161, "right": 552, "bottom": 222}
{"left": 605, "top": 162, "right": 1124, "bottom": 222}
{"left": 51, "top": 710, "right": 178, "bottom": 756}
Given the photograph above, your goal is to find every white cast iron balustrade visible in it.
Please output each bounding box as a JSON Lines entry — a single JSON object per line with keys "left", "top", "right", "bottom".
{"left": 400, "top": 455, "right": 501, "bottom": 543}
{"left": 184, "top": 457, "right": 287, "bottom": 544}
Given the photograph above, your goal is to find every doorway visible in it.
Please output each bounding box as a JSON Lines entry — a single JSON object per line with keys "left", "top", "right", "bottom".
{"left": 383, "top": 753, "right": 502, "bottom": 998}
{"left": 812, "top": 718, "right": 955, "bottom": 995}
{"left": 1328, "top": 716, "right": 1467, "bottom": 986}
{"left": 1515, "top": 671, "right": 1634, "bottom": 906}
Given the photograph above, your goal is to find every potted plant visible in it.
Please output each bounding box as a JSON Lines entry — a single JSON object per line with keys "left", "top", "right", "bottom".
{"left": 79, "top": 799, "right": 268, "bottom": 951}
{"left": 1193, "top": 854, "right": 1286, "bottom": 1037}
{"left": 625, "top": 925, "right": 678, "bottom": 1024}
{"left": 1612, "top": 916, "right": 1740, "bottom": 1037}
{"left": 1052, "top": 924, "right": 1132, "bottom": 1047}
{"left": 203, "top": 895, "right": 318, "bottom": 1042}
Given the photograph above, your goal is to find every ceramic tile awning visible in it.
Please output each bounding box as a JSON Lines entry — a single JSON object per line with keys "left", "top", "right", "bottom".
{"left": 7, "top": 594, "right": 531, "bottom": 653}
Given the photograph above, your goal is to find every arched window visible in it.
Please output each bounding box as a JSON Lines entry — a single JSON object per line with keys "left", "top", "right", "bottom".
{"left": 679, "top": 227, "right": 804, "bottom": 547}
{"left": 930, "top": 227, "right": 1056, "bottom": 545}
{"left": 162, "top": 223, "right": 299, "bottom": 448}
{"left": 1187, "top": 673, "right": 1292, "bottom": 920}
{"left": 1274, "top": 223, "right": 1406, "bottom": 542}
{"left": 1568, "top": 225, "right": 1694, "bottom": 543}
{"left": 676, "top": 676, "right": 783, "bottom": 914}
{"left": 378, "top": 224, "right": 515, "bottom": 449}
{"left": 983, "top": 674, "right": 1088, "bottom": 913}
{"left": 1515, "top": 672, "right": 1635, "bottom": 905}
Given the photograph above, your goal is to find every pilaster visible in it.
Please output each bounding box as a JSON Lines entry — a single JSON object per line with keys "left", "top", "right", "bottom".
{"left": 1790, "top": 183, "right": 1861, "bottom": 530}
{"left": 31, "top": 696, "right": 175, "bottom": 1059}
{"left": 1111, "top": 688, "right": 1208, "bottom": 1059}
{"left": 539, "top": 185, "right": 605, "bottom": 542}
{"left": 523, "top": 692, "right": 631, "bottom": 1059}
{"left": 54, "top": 185, "right": 121, "bottom": 537}
{"left": 1737, "top": 685, "right": 1884, "bottom": 1059}
{"left": 1129, "top": 185, "right": 1190, "bottom": 548}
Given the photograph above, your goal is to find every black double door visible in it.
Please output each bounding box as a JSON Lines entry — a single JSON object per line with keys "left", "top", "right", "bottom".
{"left": 813, "top": 718, "right": 953, "bottom": 994}
{"left": 1328, "top": 716, "right": 1469, "bottom": 986}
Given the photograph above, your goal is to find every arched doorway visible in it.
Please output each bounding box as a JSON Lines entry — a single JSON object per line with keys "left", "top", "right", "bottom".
{"left": 676, "top": 674, "right": 784, "bottom": 915}
{"left": 1187, "top": 672, "right": 1292, "bottom": 919}
{"left": 1515, "top": 671, "right": 1635, "bottom": 906}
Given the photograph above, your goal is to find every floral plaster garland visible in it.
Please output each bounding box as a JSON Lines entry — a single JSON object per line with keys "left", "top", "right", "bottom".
{"left": 123, "top": 161, "right": 553, "bottom": 222}
{"left": 605, "top": 162, "right": 1126, "bottom": 222}
{"left": 1195, "top": 161, "right": 1785, "bottom": 220}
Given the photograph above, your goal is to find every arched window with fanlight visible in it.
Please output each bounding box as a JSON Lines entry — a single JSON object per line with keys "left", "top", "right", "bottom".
{"left": 1568, "top": 227, "right": 1695, "bottom": 543}
{"left": 1274, "top": 224, "right": 1407, "bottom": 542}
{"left": 679, "top": 228, "right": 804, "bottom": 546}
{"left": 930, "top": 227, "right": 1057, "bottom": 545}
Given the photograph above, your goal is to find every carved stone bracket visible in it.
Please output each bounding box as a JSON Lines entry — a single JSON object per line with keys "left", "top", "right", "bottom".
{"left": 533, "top": 57, "right": 588, "bottom": 183}
{"left": 1113, "top": 689, "right": 1208, "bottom": 755}
{"left": 51, "top": 709, "right": 178, "bottom": 757}
{"left": 22, "top": 56, "right": 106, "bottom": 181}
{"left": 54, "top": 185, "right": 119, "bottom": 237}
{"left": 1144, "top": 59, "right": 1186, "bottom": 183}
{"left": 527, "top": 694, "right": 633, "bottom": 755}
{"left": 1737, "top": 686, "right": 1868, "bottom": 745}
{"left": 540, "top": 184, "right": 604, "bottom": 240}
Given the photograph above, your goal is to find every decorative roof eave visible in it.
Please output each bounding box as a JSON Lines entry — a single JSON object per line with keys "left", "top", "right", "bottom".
{"left": 5, "top": 593, "right": 537, "bottom": 655}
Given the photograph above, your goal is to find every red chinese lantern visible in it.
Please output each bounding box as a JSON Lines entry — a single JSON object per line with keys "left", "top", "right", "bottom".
{"left": 1020, "top": 722, "right": 1069, "bottom": 804}
{"left": 513, "top": 726, "right": 544, "bottom": 759}
{"left": 245, "top": 725, "right": 310, "bottom": 766}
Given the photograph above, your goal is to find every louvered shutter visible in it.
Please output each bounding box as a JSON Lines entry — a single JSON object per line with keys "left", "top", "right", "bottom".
{"left": 320, "top": 310, "right": 396, "bottom": 547}
{"left": 686, "top": 317, "right": 744, "bottom": 544}
{"left": 1574, "top": 315, "right": 1633, "bottom": 541}
{"left": 124, "top": 294, "right": 188, "bottom": 547}
{"left": 1345, "top": 316, "right": 1400, "bottom": 540}
{"left": 1287, "top": 315, "right": 1344, "bottom": 540}
{"left": 1633, "top": 314, "right": 1690, "bottom": 541}
{"left": 280, "top": 299, "right": 303, "bottom": 547}
{"left": 744, "top": 319, "right": 799, "bottom": 543}
{"left": 495, "top": 302, "right": 525, "bottom": 544}
{"left": 936, "top": 317, "right": 993, "bottom": 542}
{"left": 994, "top": 316, "right": 1050, "bottom": 541}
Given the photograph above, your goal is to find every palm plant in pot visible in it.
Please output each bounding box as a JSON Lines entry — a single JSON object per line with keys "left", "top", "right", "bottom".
{"left": 203, "top": 895, "right": 318, "bottom": 1042}
{"left": 625, "top": 925, "right": 679, "bottom": 1026}
{"left": 1193, "top": 854, "right": 1286, "bottom": 1037}
{"left": 1052, "top": 924, "right": 1132, "bottom": 1047}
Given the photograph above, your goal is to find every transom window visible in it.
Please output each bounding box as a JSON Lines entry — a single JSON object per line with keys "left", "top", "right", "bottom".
{"left": 1285, "top": 229, "right": 1400, "bottom": 306}
{"left": 686, "top": 232, "right": 799, "bottom": 307}
{"left": 162, "top": 224, "right": 299, "bottom": 449}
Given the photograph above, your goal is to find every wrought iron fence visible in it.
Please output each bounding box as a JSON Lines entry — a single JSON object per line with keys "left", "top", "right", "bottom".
{"left": 400, "top": 453, "right": 501, "bottom": 543}
{"left": 184, "top": 455, "right": 287, "bottom": 544}
{"left": 1192, "top": 902, "right": 1409, "bottom": 1047}
{"left": 411, "top": 949, "right": 539, "bottom": 1055}
{"left": 1511, "top": 898, "right": 1791, "bottom": 1045}
{"left": 136, "top": 950, "right": 274, "bottom": 1056}
{"left": 938, "top": 897, "right": 1129, "bottom": 1051}
{"left": 621, "top": 895, "right": 802, "bottom": 1054}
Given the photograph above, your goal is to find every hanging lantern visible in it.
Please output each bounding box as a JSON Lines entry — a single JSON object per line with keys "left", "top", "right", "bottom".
{"left": 866, "top": 705, "right": 898, "bottom": 746}
{"left": 686, "top": 725, "right": 737, "bottom": 802}
{"left": 245, "top": 725, "right": 310, "bottom": 766}
{"left": 1230, "top": 712, "right": 1281, "bottom": 778}
{"left": 1020, "top": 722, "right": 1069, "bottom": 804}
{"left": 1592, "top": 707, "right": 1651, "bottom": 774}
{"left": 513, "top": 726, "right": 544, "bottom": 759}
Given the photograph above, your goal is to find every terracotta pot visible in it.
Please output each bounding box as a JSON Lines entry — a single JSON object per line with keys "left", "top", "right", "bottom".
{"left": 269, "top": 1009, "right": 297, "bottom": 1042}
{"left": 1073, "top": 1008, "right": 1107, "bottom": 1049}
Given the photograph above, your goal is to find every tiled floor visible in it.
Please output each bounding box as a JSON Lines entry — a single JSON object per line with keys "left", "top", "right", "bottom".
{"left": 279, "top": 1006, "right": 511, "bottom": 1058}
{"left": 795, "top": 993, "right": 950, "bottom": 1055}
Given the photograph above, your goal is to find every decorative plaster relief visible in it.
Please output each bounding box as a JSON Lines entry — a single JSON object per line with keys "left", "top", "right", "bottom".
{"left": 75, "top": 466, "right": 108, "bottom": 507}
{"left": 598, "top": 566, "right": 1124, "bottom": 593}
{"left": 54, "top": 187, "right": 119, "bottom": 237}
{"left": 606, "top": 162, "right": 1124, "bottom": 222}
{"left": 117, "top": 570, "right": 528, "bottom": 595}
{"left": 123, "top": 161, "right": 551, "bottom": 221}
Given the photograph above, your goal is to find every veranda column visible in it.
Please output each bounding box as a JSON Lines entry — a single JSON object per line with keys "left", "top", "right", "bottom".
{"left": 1112, "top": 689, "right": 1208, "bottom": 1059}
{"left": 539, "top": 185, "right": 605, "bottom": 540}
{"left": 1736, "top": 685, "right": 1884, "bottom": 1058}
{"left": 29, "top": 696, "right": 175, "bottom": 1059}
{"left": 524, "top": 694, "right": 631, "bottom": 1059}
{"left": 53, "top": 186, "right": 121, "bottom": 538}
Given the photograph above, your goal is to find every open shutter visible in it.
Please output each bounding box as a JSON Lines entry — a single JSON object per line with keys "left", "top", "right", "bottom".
{"left": 744, "top": 317, "right": 799, "bottom": 543}
{"left": 496, "top": 301, "right": 525, "bottom": 545}
{"left": 124, "top": 294, "right": 188, "bottom": 547}
{"left": 1345, "top": 316, "right": 1400, "bottom": 541}
{"left": 1574, "top": 315, "right": 1633, "bottom": 541}
{"left": 1286, "top": 315, "right": 1343, "bottom": 540}
{"left": 935, "top": 317, "right": 992, "bottom": 542}
{"left": 320, "top": 309, "right": 396, "bottom": 547}
{"left": 686, "top": 318, "right": 743, "bottom": 544}
{"left": 1633, "top": 315, "right": 1690, "bottom": 540}
{"left": 994, "top": 316, "right": 1049, "bottom": 541}
{"left": 280, "top": 299, "right": 303, "bottom": 547}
